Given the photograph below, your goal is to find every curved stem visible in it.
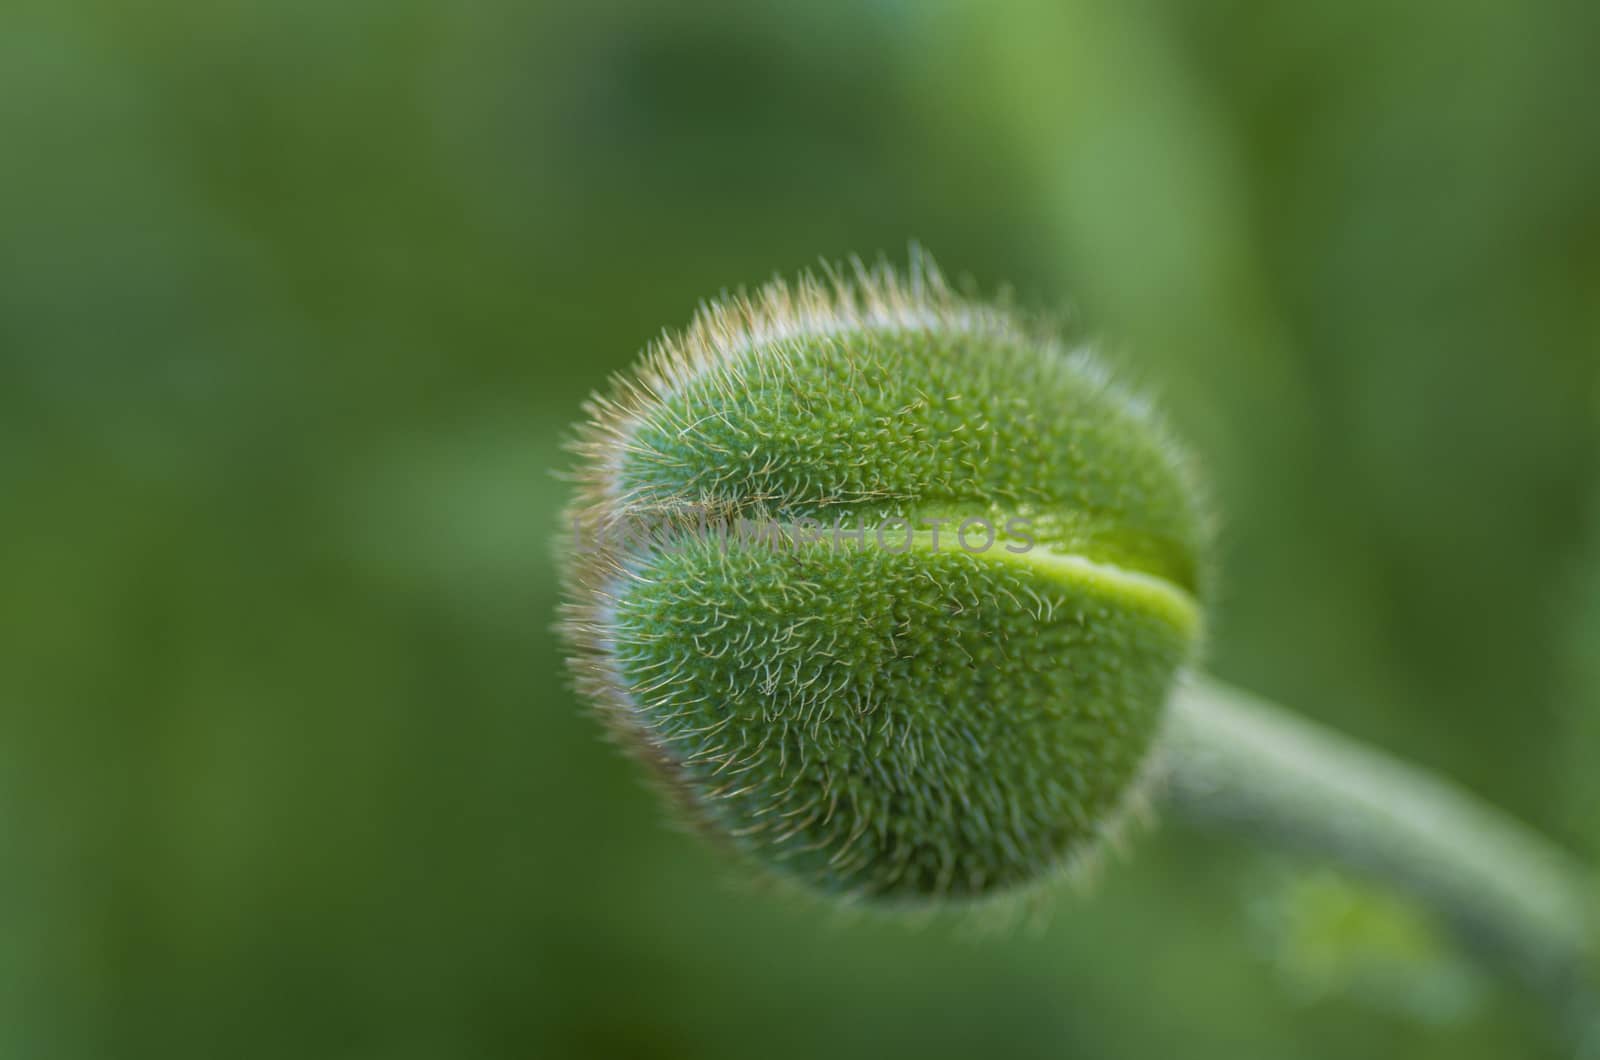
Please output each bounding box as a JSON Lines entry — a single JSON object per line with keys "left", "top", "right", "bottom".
{"left": 1160, "top": 675, "right": 1596, "bottom": 1019}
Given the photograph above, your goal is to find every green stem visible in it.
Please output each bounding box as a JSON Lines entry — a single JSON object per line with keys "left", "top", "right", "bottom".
{"left": 1161, "top": 675, "right": 1596, "bottom": 1015}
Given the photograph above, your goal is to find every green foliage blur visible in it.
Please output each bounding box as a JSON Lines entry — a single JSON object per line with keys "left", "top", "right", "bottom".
{"left": 5, "top": 1, "right": 1597, "bottom": 1057}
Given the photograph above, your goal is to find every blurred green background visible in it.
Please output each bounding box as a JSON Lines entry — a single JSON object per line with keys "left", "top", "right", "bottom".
{"left": 5, "top": 1, "right": 1598, "bottom": 1057}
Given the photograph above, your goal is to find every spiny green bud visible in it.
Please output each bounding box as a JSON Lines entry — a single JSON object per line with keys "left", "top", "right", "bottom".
{"left": 559, "top": 256, "right": 1210, "bottom": 904}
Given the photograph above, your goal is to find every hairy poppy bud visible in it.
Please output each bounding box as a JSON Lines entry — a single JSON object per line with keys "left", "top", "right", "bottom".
{"left": 560, "top": 256, "right": 1209, "bottom": 902}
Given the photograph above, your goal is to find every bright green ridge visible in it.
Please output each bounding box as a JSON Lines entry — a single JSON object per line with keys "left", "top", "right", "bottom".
{"left": 693, "top": 518, "right": 1204, "bottom": 641}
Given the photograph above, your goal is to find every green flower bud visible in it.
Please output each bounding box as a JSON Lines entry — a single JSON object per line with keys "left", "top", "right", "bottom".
{"left": 560, "top": 257, "right": 1210, "bottom": 903}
